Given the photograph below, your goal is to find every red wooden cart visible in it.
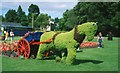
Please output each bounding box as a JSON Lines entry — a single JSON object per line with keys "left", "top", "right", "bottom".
{"left": 17, "top": 32, "right": 54, "bottom": 59}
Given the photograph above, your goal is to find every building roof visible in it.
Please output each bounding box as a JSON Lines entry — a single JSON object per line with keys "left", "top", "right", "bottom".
{"left": 2, "top": 22, "right": 32, "bottom": 28}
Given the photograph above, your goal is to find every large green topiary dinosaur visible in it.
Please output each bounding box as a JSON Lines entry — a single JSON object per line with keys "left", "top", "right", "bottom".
{"left": 36, "top": 22, "right": 97, "bottom": 64}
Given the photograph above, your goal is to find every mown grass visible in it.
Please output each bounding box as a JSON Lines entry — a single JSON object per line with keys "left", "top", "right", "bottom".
{"left": 1, "top": 37, "right": 119, "bottom": 71}
{"left": 0, "top": 36, "right": 21, "bottom": 43}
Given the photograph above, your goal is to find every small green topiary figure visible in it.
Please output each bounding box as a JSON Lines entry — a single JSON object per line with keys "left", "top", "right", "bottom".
{"left": 36, "top": 22, "right": 97, "bottom": 64}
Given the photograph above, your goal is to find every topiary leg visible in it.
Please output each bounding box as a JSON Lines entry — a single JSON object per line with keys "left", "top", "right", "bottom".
{"left": 36, "top": 46, "right": 44, "bottom": 60}
{"left": 36, "top": 51, "right": 43, "bottom": 60}
{"left": 61, "top": 56, "right": 66, "bottom": 63}
{"left": 55, "top": 56, "right": 61, "bottom": 62}
{"left": 55, "top": 51, "right": 62, "bottom": 62}
{"left": 66, "top": 48, "right": 76, "bottom": 64}
{"left": 61, "top": 51, "right": 67, "bottom": 63}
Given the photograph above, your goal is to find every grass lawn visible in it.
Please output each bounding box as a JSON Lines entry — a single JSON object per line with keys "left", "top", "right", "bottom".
{"left": 0, "top": 36, "right": 21, "bottom": 43}
{"left": 1, "top": 37, "right": 119, "bottom": 71}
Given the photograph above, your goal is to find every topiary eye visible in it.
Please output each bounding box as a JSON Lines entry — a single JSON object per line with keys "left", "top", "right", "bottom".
{"left": 93, "top": 24, "right": 95, "bottom": 26}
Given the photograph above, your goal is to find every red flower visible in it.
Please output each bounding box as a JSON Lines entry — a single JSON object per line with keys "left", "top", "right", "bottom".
{"left": 80, "top": 42, "right": 98, "bottom": 48}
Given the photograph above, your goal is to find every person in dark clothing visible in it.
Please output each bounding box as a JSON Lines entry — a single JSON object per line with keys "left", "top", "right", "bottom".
{"left": 107, "top": 32, "right": 113, "bottom": 40}
{"left": 97, "top": 32, "right": 103, "bottom": 48}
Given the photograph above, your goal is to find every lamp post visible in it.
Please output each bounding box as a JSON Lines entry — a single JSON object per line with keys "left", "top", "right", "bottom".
{"left": 32, "top": 13, "right": 34, "bottom": 29}
{"left": 32, "top": 13, "right": 38, "bottom": 29}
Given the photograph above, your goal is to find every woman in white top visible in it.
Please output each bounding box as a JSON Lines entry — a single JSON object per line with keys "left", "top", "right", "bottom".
{"left": 10, "top": 29, "right": 14, "bottom": 41}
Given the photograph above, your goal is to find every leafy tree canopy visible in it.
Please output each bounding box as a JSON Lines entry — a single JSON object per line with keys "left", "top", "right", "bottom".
{"left": 5, "top": 9, "right": 18, "bottom": 22}
{"left": 28, "top": 4, "right": 40, "bottom": 23}
{"left": 35, "top": 13, "right": 50, "bottom": 28}
{"left": 57, "top": 2, "right": 120, "bottom": 36}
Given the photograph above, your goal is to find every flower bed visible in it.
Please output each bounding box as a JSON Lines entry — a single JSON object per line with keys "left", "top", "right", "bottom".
{"left": 0, "top": 41, "right": 18, "bottom": 56}
{"left": 80, "top": 42, "right": 98, "bottom": 48}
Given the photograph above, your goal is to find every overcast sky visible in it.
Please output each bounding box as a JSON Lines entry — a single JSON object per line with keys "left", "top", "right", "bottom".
{"left": 1, "top": 1, "right": 78, "bottom": 18}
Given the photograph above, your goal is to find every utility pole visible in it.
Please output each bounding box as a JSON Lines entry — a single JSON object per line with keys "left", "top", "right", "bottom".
{"left": 32, "top": 13, "right": 34, "bottom": 29}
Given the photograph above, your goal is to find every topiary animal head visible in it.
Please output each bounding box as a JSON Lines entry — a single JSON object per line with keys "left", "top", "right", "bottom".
{"left": 77, "top": 22, "right": 97, "bottom": 41}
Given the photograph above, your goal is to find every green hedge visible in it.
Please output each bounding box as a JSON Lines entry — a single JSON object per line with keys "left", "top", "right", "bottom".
{"left": 37, "top": 22, "right": 97, "bottom": 64}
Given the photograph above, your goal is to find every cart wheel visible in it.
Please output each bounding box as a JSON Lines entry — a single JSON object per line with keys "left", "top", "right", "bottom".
{"left": 17, "top": 38, "right": 30, "bottom": 59}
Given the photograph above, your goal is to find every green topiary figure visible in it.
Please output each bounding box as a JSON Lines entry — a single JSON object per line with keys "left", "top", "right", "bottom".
{"left": 36, "top": 22, "right": 97, "bottom": 64}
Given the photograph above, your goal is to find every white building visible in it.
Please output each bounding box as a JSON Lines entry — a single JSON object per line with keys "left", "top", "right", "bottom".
{"left": 46, "top": 19, "right": 54, "bottom": 31}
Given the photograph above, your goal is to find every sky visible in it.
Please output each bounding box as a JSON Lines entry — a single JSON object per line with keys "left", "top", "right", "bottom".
{"left": 0, "top": 0, "right": 78, "bottom": 18}
{"left": 0, "top": 0, "right": 118, "bottom": 18}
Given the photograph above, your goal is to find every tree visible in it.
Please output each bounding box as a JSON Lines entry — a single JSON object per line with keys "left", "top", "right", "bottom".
{"left": 0, "top": 15, "right": 5, "bottom": 22}
{"left": 5, "top": 9, "right": 18, "bottom": 22}
{"left": 35, "top": 13, "right": 49, "bottom": 29}
{"left": 21, "top": 14, "right": 29, "bottom": 26}
{"left": 72, "top": 2, "right": 120, "bottom": 36}
{"left": 17, "top": 5, "right": 27, "bottom": 23}
{"left": 0, "top": 16, "right": 1, "bottom": 31}
{"left": 16, "top": 5, "right": 29, "bottom": 26}
{"left": 54, "top": 17, "right": 59, "bottom": 24}
{"left": 58, "top": 18, "right": 65, "bottom": 31}
{"left": 58, "top": 9, "right": 78, "bottom": 31}
{"left": 54, "top": 17, "right": 59, "bottom": 30}
{"left": 0, "top": 15, "right": 2, "bottom": 22}
{"left": 110, "top": 12, "right": 120, "bottom": 36}
{"left": 28, "top": 4, "right": 40, "bottom": 23}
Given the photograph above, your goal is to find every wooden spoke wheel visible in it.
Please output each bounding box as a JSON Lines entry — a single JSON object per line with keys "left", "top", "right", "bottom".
{"left": 17, "top": 38, "right": 30, "bottom": 59}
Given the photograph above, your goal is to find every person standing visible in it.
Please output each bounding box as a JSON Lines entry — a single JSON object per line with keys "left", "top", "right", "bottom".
{"left": 107, "top": 32, "right": 113, "bottom": 40}
{"left": 1, "top": 27, "right": 5, "bottom": 40}
{"left": 5, "top": 31, "right": 9, "bottom": 41}
{"left": 97, "top": 32, "right": 103, "bottom": 48}
{"left": 10, "top": 29, "right": 14, "bottom": 41}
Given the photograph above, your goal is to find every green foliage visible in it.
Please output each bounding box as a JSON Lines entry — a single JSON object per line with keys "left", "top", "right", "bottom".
{"left": 58, "top": 9, "right": 78, "bottom": 31}
{"left": 35, "top": 13, "right": 49, "bottom": 28}
{"left": 111, "top": 12, "right": 120, "bottom": 29}
{"left": 57, "top": 2, "right": 120, "bottom": 36}
{"left": 37, "top": 32, "right": 56, "bottom": 59}
{"left": 1, "top": 31, "right": 4, "bottom": 36}
{"left": 28, "top": 4, "right": 40, "bottom": 14}
{"left": 5, "top": 9, "right": 18, "bottom": 22}
{"left": 77, "top": 22, "right": 97, "bottom": 41}
{"left": 37, "top": 22, "right": 97, "bottom": 64}
{"left": 0, "top": 15, "right": 5, "bottom": 22}
{"left": 4, "top": 6, "right": 29, "bottom": 26}
{"left": 58, "top": 18, "right": 65, "bottom": 30}
{"left": 64, "top": 9, "right": 78, "bottom": 30}
{"left": 17, "top": 5, "right": 23, "bottom": 16}
{"left": 2, "top": 37, "right": 118, "bottom": 71}
{"left": 21, "top": 21, "right": 29, "bottom": 26}
{"left": 3, "top": 2, "right": 120, "bottom": 36}
{"left": 0, "top": 16, "right": 1, "bottom": 23}
{"left": 17, "top": 5, "right": 23, "bottom": 22}
{"left": 17, "top": 5, "right": 28, "bottom": 25}
{"left": 55, "top": 56, "right": 61, "bottom": 62}
{"left": 66, "top": 48, "right": 76, "bottom": 64}
{"left": 28, "top": 4, "right": 40, "bottom": 23}
{"left": 54, "top": 17, "right": 60, "bottom": 30}
{"left": 54, "top": 17, "right": 59, "bottom": 24}
{"left": 73, "top": 2, "right": 120, "bottom": 36}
